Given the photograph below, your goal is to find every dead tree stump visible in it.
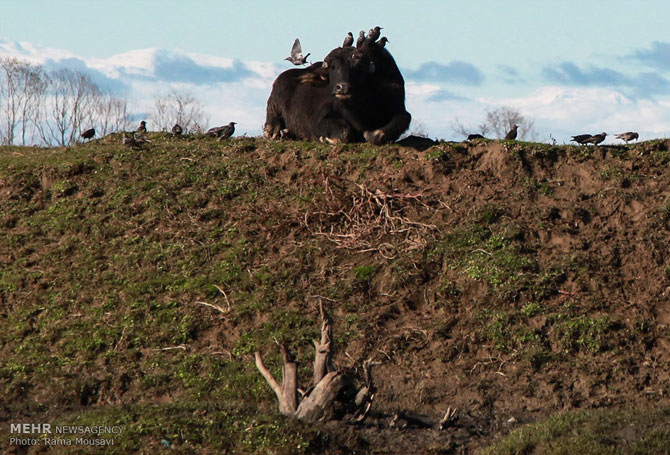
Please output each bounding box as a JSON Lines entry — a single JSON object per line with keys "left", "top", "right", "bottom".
{"left": 255, "top": 301, "right": 376, "bottom": 422}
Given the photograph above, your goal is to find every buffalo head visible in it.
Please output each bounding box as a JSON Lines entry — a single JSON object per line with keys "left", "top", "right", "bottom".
{"left": 321, "top": 47, "right": 375, "bottom": 100}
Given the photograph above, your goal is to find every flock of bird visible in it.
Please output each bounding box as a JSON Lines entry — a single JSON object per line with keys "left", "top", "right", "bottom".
{"left": 467, "top": 125, "right": 640, "bottom": 146}
{"left": 77, "top": 28, "right": 642, "bottom": 149}
{"left": 78, "top": 120, "right": 237, "bottom": 147}
{"left": 285, "top": 26, "right": 387, "bottom": 66}
{"left": 570, "top": 131, "right": 639, "bottom": 145}
{"left": 78, "top": 27, "right": 388, "bottom": 145}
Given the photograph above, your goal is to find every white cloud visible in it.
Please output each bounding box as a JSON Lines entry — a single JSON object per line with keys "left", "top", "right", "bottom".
{"left": 485, "top": 86, "right": 670, "bottom": 142}
{"left": 3, "top": 37, "right": 670, "bottom": 143}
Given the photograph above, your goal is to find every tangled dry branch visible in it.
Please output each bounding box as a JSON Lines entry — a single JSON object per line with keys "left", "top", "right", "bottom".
{"left": 302, "top": 174, "right": 438, "bottom": 258}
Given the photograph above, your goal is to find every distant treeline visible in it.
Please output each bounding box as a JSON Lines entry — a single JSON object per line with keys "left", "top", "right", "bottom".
{"left": 0, "top": 57, "right": 209, "bottom": 146}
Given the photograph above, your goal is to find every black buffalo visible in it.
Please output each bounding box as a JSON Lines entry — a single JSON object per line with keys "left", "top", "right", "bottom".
{"left": 263, "top": 38, "right": 411, "bottom": 145}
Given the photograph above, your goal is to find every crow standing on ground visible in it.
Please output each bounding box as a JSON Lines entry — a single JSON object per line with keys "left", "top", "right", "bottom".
{"left": 583, "top": 132, "right": 607, "bottom": 145}
{"left": 285, "top": 38, "right": 310, "bottom": 65}
{"left": 504, "top": 124, "right": 519, "bottom": 140}
{"left": 218, "top": 122, "right": 236, "bottom": 141}
{"left": 615, "top": 131, "right": 639, "bottom": 143}
{"left": 137, "top": 120, "right": 147, "bottom": 133}
{"left": 571, "top": 134, "right": 592, "bottom": 145}
{"left": 467, "top": 133, "right": 485, "bottom": 141}
{"left": 343, "top": 32, "right": 354, "bottom": 47}
{"left": 172, "top": 124, "right": 183, "bottom": 135}
{"left": 80, "top": 128, "right": 95, "bottom": 141}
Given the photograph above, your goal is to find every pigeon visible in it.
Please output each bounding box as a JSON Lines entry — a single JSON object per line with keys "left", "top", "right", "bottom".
{"left": 614, "top": 131, "right": 639, "bottom": 144}
{"left": 285, "top": 38, "right": 310, "bottom": 65}
{"left": 356, "top": 31, "right": 366, "bottom": 48}
{"left": 172, "top": 123, "right": 183, "bottom": 135}
{"left": 122, "top": 132, "right": 150, "bottom": 149}
{"left": 343, "top": 32, "right": 354, "bottom": 47}
{"left": 218, "top": 122, "right": 236, "bottom": 141}
{"left": 367, "top": 26, "right": 383, "bottom": 43}
{"left": 137, "top": 120, "right": 147, "bottom": 133}
{"left": 80, "top": 128, "right": 95, "bottom": 141}
{"left": 504, "top": 124, "right": 519, "bottom": 140}
{"left": 467, "top": 133, "right": 485, "bottom": 141}
{"left": 583, "top": 132, "right": 607, "bottom": 145}
{"left": 378, "top": 37, "right": 389, "bottom": 48}
{"left": 571, "top": 134, "right": 593, "bottom": 145}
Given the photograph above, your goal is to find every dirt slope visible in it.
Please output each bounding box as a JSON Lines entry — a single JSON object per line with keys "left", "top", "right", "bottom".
{"left": 1, "top": 135, "right": 669, "bottom": 454}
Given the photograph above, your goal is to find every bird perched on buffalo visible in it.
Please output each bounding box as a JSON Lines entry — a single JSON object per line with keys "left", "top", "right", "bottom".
{"left": 583, "top": 132, "right": 607, "bottom": 145}
{"left": 571, "top": 134, "right": 592, "bottom": 145}
{"left": 615, "top": 131, "right": 639, "bottom": 144}
{"left": 343, "top": 32, "right": 354, "bottom": 47}
{"left": 172, "top": 124, "right": 183, "bottom": 135}
{"left": 367, "top": 26, "right": 383, "bottom": 43}
{"left": 137, "top": 120, "right": 147, "bottom": 133}
{"left": 218, "top": 122, "right": 236, "bottom": 141}
{"left": 504, "top": 124, "right": 519, "bottom": 140}
{"left": 378, "top": 37, "right": 389, "bottom": 48}
{"left": 80, "top": 128, "right": 95, "bottom": 141}
{"left": 285, "top": 38, "right": 310, "bottom": 65}
{"left": 356, "top": 31, "right": 366, "bottom": 48}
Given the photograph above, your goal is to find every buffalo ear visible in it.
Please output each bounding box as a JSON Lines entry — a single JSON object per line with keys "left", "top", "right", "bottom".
{"left": 368, "top": 61, "right": 375, "bottom": 73}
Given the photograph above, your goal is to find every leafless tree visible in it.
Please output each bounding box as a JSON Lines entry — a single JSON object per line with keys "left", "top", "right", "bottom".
{"left": 150, "top": 88, "right": 209, "bottom": 133}
{"left": 451, "top": 117, "right": 491, "bottom": 139}
{"left": 452, "top": 106, "right": 537, "bottom": 141}
{"left": 0, "top": 58, "right": 46, "bottom": 145}
{"left": 484, "top": 106, "right": 537, "bottom": 140}
{"left": 94, "top": 91, "right": 131, "bottom": 137}
{"left": 35, "top": 68, "right": 101, "bottom": 146}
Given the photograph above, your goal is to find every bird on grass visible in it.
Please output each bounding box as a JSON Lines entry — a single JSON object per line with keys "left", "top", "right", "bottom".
{"left": 615, "top": 131, "right": 639, "bottom": 144}
{"left": 136, "top": 120, "right": 147, "bottom": 133}
{"left": 172, "top": 123, "right": 183, "bottom": 135}
{"left": 583, "top": 132, "right": 607, "bottom": 145}
{"left": 571, "top": 134, "right": 592, "bottom": 145}
{"left": 122, "top": 132, "right": 150, "bottom": 149}
{"left": 218, "top": 122, "right": 236, "bottom": 141}
{"left": 467, "top": 133, "right": 485, "bottom": 141}
{"left": 285, "top": 38, "right": 310, "bottom": 65}
{"left": 343, "top": 32, "right": 354, "bottom": 47}
{"left": 80, "top": 128, "right": 95, "bottom": 141}
{"left": 356, "top": 31, "right": 366, "bottom": 48}
{"left": 504, "top": 124, "right": 519, "bottom": 140}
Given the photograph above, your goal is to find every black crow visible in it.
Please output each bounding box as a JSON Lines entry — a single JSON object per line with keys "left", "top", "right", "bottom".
{"left": 356, "top": 31, "right": 366, "bottom": 48}
{"left": 367, "top": 26, "right": 383, "bottom": 42}
{"left": 571, "top": 134, "right": 592, "bottom": 144}
{"left": 172, "top": 123, "right": 183, "bottom": 135}
{"left": 343, "top": 32, "right": 354, "bottom": 47}
{"left": 218, "top": 122, "right": 236, "bottom": 141}
{"left": 80, "top": 128, "right": 95, "bottom": 140}
{"left": 583, "top": 132, "right": 607, "bottom": 145}
{"left": 504, "top": 124, "right": 519, "bottom": 140}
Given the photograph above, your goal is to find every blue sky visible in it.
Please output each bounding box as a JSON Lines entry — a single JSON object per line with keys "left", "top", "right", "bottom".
{"left": 3, "top": 0, "right": 670, "bottom": 142}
